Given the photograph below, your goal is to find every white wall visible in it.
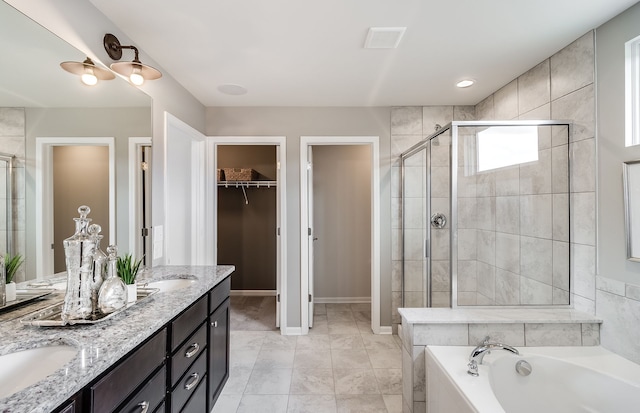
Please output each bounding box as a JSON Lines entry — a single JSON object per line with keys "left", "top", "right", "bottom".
{"left": 206, "top": 107, "right": 392, "bottom": 327}
{"left": 595, "top": 1, "right": 640, "bottom": 364}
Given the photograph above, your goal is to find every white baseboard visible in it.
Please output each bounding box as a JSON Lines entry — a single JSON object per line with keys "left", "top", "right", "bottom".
{"left": 315, "top": 297, "right": 371, "bottom": 304}
{"left": 377, "top": 326, "right": 393, "bottom": 335}
{"left": 281, "top": 327, "right": 303, "bottom": 335}
{"left": 230, "top": 290, "right": 277, "bottom": 296}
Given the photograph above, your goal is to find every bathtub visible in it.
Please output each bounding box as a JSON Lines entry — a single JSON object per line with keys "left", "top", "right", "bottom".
{"left": 425, "top": 345, "right": 640, "bottom": 413}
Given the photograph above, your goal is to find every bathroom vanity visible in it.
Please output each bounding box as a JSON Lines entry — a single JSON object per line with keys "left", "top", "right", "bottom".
{"left": 0, "top": 265, "right": 234, "bottom": 413}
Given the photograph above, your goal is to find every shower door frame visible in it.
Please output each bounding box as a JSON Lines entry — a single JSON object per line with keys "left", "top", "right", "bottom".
{"left": 401, "top": 120, "right": 573, "bottom": 309}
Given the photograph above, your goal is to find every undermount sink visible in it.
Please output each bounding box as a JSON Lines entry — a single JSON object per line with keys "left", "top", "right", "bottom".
{"left": 141, "top": 278, "right": 197, "bottom": 292}
{"left": 0, "top": 344, "right": 77, "bottom": 399}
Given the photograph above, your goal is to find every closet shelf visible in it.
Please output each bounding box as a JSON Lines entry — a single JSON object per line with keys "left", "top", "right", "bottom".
{"left": 217, "top": 180, "right": 277, "bottom": 188}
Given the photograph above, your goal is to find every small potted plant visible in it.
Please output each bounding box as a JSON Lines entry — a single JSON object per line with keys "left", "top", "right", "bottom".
{"left": 5, "top": 253, "right": 24, "bottom": 302}
{"left": 117, "top": 254, "right": 143, "bottom": 303}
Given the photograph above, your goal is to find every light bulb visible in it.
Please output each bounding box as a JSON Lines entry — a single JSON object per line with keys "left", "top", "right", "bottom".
{"left": 129, "top": 67, "right": 144, "bottom": 86}
{"left": 456, "top": 79, "right": 474, "bottom": 88}
{"left": 81, "top": 67, "right": 98, "bottom": 86}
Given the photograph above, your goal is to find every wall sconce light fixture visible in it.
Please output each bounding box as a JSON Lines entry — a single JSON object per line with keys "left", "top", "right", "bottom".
{"left": 60, "top": 57, "right": 115, "bottom": 86}
{"left": 103, "top": 33, "right": 162, "bottom": 86}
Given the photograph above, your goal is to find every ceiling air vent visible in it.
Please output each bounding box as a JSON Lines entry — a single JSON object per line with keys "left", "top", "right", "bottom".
{"left": 364, "top": 27, "right": 406, "bottom": 49}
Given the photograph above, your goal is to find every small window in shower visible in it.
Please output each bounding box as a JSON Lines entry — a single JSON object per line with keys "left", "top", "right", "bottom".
{"left": 477, "top": 126, "right": 538, "bottom": 171}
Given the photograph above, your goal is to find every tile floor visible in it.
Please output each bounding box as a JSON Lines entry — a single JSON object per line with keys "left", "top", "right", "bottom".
{"left": 213, "top": 297, "right": 403, "bottom": 413}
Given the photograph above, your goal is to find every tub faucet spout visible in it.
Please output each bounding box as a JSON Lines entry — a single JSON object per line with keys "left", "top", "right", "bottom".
{"left": 467, "top": 336, "right": 519, "bottom": 376}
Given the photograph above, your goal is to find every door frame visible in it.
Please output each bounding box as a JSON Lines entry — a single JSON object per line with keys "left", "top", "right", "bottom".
{"left": 35, "top": 137, "right": 116, "bottom": 277}
{"left": 300, "top": 136, "right": 381, "bottom": 335}
{"left": 128, "top": 137, "right": 152, "bottom": 262}
{"left": 208, "top": 136, "right": 288, "bottom": 333}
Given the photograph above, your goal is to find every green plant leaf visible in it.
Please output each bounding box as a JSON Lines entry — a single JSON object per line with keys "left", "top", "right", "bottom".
{"left": 116, "top": 253, "right": 144, "bottom": 285}
{"left": 5, "top": 253, "right": 24, "bottom": 284}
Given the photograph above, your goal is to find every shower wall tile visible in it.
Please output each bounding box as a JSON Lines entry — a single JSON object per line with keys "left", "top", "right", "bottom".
{"left": 550, "top": 31, "right": 594, "bottom": 101}
{"left": 495, "top": 196, "right": 520, "bottom": 234}
{"left": 552, "top": 193, "right": 570, "bottom": 242}
{"left": 581, "top": 323, "right": 600, "bottom": 346}
{"left": 392, "top": 135, "right": 424, "bottom": 166}
{"left": 477, "top": 230, "right": 496, "bottom": 266}
{"left": 391, "top": 197, "right": 402, "bottom": 230}
{"left": 392, "top": 261, "right": 402, "bottom": 292}
{"left": 551, "top": 124, "right": 570, "bottom": 147}
{"left": 570, "top": 192, "right": 596, "bottom": 246}
{"left": 403, "top": 197, "right": 423, "bottom": 229}
{"left": 476, "top": 261, "right": 496, "bottom": 300}
{"left": 495, "top": 269, "right": 520, "bottom": 305}
{"left": 476, "top": 197, "right": 495, "bottom": 231}
{"left": 430, "top": 197, "right": 449, "bottom": 223}
{"left": 430, "top": 141, "right": 450, "bottom": 167}
{"left": 518, "top": 60, "right": 551, "bottom": 114}
{"left": 476, "top": 292, "right": 495, "bottom": 306}
{"left": 431, "top": 292, "right": 450, "bottom": 307}
{"left": 457, "top": 292, "right": 477, "bottom": 305}
{"left": 457, "top": 260, "right": 477, "bottom": 291}
{"left": 476, "top": 171, "right": 496, "bottom": 197}
{"left": 405, "top": 229, "right": 426, "bottom": 260}
{"left": 431, "top": 260, "right": 450, "bottom": 292}
{"left": 475, "top": 95, "right": 494, "bottom": 120}
{"left": 430, "top": 229, "right": 450, "bottom": 261}
{"left": 551, "top": 145, "right": 569, "bottom": 194}
{"left": 596, "top": 288, "right": 640, "bottom": 363}
{"left": 404, "top": 260, "right": 425, "bottom": 292}
{"left": 553, "top": 241, "right": 570, "bottom": 290}
{"left": 457, "top": 197, "right": 477, "bottom": 229}
{"left": 391, "top": 167, "right": 401, "bottom": 198}
{"left": 572, "top": 243, "right": 596, "bottom": 301}
{"left": 520, "top": 194, "right": 553, "bottom": 239}
{"left": 525, "top": 323, "right": 582, "bottom": 346}
{"left": 458, "top": 229, "right": 477, "bottom": 260}
{"left": 493, "top": 80, "right": 519, "bottom": 120}
{"left": 391, "top": 107, "right": 423, "bottom": 135}
{"left": 519, "top": 103, "right": 551, "bottom": 122}
{"left": 422, "top": 106, "right": 453, "bottom": 135}
{"left": 392, "top": 229, "right": 402, "bottom": 261}
{"left": 520, "top": 277, "right": 553, "bottom": 305}
{"left": 519, "top": 148, "right": 552, "bottom": 195}
{"left": 495, "top": 233, "right": 520, "bottom": 273}
{"left": 570, "top": 137, "right": 595, "bottom": 193}
{"left": 457, "top": 167, "right": 477, "bottom": 198}
{"left": 520, "top": 236, "right": 553, "bottom": 285}
{"left": 495, "top": 166, "right": 520, "bottom": 197}
{"left": 403, "top": 167, "right": 426, "bottom": 198}
{"left": 458, "top": 133, "right": 476, "bottom": 167}
{"left": 453, "top": 106, "right": 476, "bottom": 121}
{"left": 551, "top": 84, "right": 595, "bottom": 142}
{"left": 0, "top": 108, "right": 25, "bottom": 137}
{"left": 553, "top": 287, "right": 570, "bottom": 305}
{"left": 430, "top": 166, "right": 450, "bottom": 198}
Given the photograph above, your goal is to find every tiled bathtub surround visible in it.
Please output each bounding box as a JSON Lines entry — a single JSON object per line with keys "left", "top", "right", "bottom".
{"left": 399, "top": 308, "right": 602, "bottom": 413}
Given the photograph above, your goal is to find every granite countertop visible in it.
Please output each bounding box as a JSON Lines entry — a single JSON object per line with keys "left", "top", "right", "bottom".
{"left": 398, "top": 307, "right": 603, "bottom": 324}
{"left": 0, "top": 265, "right": 234, "bottom": 413}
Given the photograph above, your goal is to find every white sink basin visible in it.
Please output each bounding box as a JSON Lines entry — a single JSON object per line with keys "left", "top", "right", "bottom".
{"left": 0, "top": 344, "right": 77, "bottom": 399}
{"left": 142, "top": 278, "right": 196, "bottom": 292}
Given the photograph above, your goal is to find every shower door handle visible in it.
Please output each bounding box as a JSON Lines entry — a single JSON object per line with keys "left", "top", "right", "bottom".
{"left": 425, "top": 239, "right": 429, "bottom": 258}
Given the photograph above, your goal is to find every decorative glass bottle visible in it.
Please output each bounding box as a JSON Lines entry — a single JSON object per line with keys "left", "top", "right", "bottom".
{"left": 88, "top": 224, "right": 107, "bottom": 316}
{"left": 98, "top": 245, "right": 127, "bottom": 314}
{"left": 61, "top": 206, "right": 97, "bottom": 323}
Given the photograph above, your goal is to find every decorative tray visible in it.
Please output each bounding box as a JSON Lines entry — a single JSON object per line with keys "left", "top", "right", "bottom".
{"left": 20, "top": 287, "right": 159, "bottom": 327}
{"left": 0, "top": 289, "right": 55, "bottom": 312}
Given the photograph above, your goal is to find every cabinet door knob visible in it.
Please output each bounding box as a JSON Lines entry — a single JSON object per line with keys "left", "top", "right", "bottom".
{"left": 211, "top": 320, "right": 218, "bottom": 328}
{"left": 185, "top": 342, "right": 200, "bottom": 358}
{"left": 184, "top": 373, "right": 200, "bottom": 391}
{"left": 137, "top": 401, "right": 149, "bottom": 413}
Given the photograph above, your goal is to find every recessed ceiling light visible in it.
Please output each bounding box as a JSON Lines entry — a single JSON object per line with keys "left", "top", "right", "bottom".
{"left": 217, "top": 84, "right": 248, "bottom": 95}
{"left": 456, "top": 79, "right": 475, "bottom": 88}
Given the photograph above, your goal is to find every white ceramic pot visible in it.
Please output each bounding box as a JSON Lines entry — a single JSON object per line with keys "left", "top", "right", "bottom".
{"left": 6, "top": 282, "right": 16, "bottom": 302}
{"left": 126, "top": 283, "right": 137, "bottom": 303}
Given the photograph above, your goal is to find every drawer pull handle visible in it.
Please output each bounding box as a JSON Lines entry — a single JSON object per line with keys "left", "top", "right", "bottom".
{"left": 211, "top": 321, "right": 218, "bottom": 328}
{"left": 184, "top": 373, "right": 200, "bottom": 391}
{"left": 185, "top": 342, "right": 200, "bottom": 358}
{"left": 137, "top": 401, "right": 150, "bottom": 413}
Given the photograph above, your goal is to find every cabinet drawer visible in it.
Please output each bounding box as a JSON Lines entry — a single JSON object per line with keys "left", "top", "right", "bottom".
{"left": 180, "top": 378, "right": 207, "bottom": 413}
{"left": 171, "top": 296, "right": 208, "bottom": 352}
{"left": 171, "top": 352, "right": 207, "bottom": 412}
{"left": 171, "top": 322, "right": 207, "bottom": 387}
{"left": 91, "top": 329, "right": 167, "bottom": 413}
{"left": 118, "top": 365, "right": 165, "bottom": 413}
{"left": 209, "top": 277, "right": 230, "bottom": 314}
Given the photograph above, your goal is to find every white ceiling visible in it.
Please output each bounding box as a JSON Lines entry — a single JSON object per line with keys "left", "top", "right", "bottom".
{"left": 89, "top": 0, "right": 637, "bottom": 107}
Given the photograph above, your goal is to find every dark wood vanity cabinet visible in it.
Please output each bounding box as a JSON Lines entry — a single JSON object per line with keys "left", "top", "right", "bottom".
{"left": 51, "top": 276, "right": 231, "bottom": 413}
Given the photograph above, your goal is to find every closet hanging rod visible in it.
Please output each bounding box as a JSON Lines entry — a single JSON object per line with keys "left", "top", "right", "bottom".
{"left": 217, "top": 180, "right": 277, "bottom": 188}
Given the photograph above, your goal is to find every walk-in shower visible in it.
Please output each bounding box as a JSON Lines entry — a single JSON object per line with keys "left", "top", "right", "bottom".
{"left": 400, "top": 121, "right": 571, "bottom": 307}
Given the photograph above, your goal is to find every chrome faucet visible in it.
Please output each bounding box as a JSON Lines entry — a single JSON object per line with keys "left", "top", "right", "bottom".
{"left": 467, "top": 336, "right": 519, "bottom": 376}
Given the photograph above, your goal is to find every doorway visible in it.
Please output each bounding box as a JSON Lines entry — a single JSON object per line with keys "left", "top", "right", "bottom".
{"left": 209, "top": 137, "right": 287, "bottom": 332}
{"left": 300, "top": 136, "right": 381, "bottom": 334}
{"left": 129, "top": 137, "right": 152, "bottom": 266}
{"left": 35, "top": 137, "right": 115, "bottom": 276}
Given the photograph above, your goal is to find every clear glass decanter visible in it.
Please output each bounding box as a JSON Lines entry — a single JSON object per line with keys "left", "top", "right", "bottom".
{"left": 97, "top": 245, "right": 127, "bottom": 314}
{"left": 61, "top": 206, "right": 97, "bottom": 323}
{"left": 88, "top": 224, "right": 107, "bottom": 316}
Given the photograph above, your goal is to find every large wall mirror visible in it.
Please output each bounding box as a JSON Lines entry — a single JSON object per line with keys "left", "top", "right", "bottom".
{"left": 0, "top": 1, "right": 152, "bottom": 282}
